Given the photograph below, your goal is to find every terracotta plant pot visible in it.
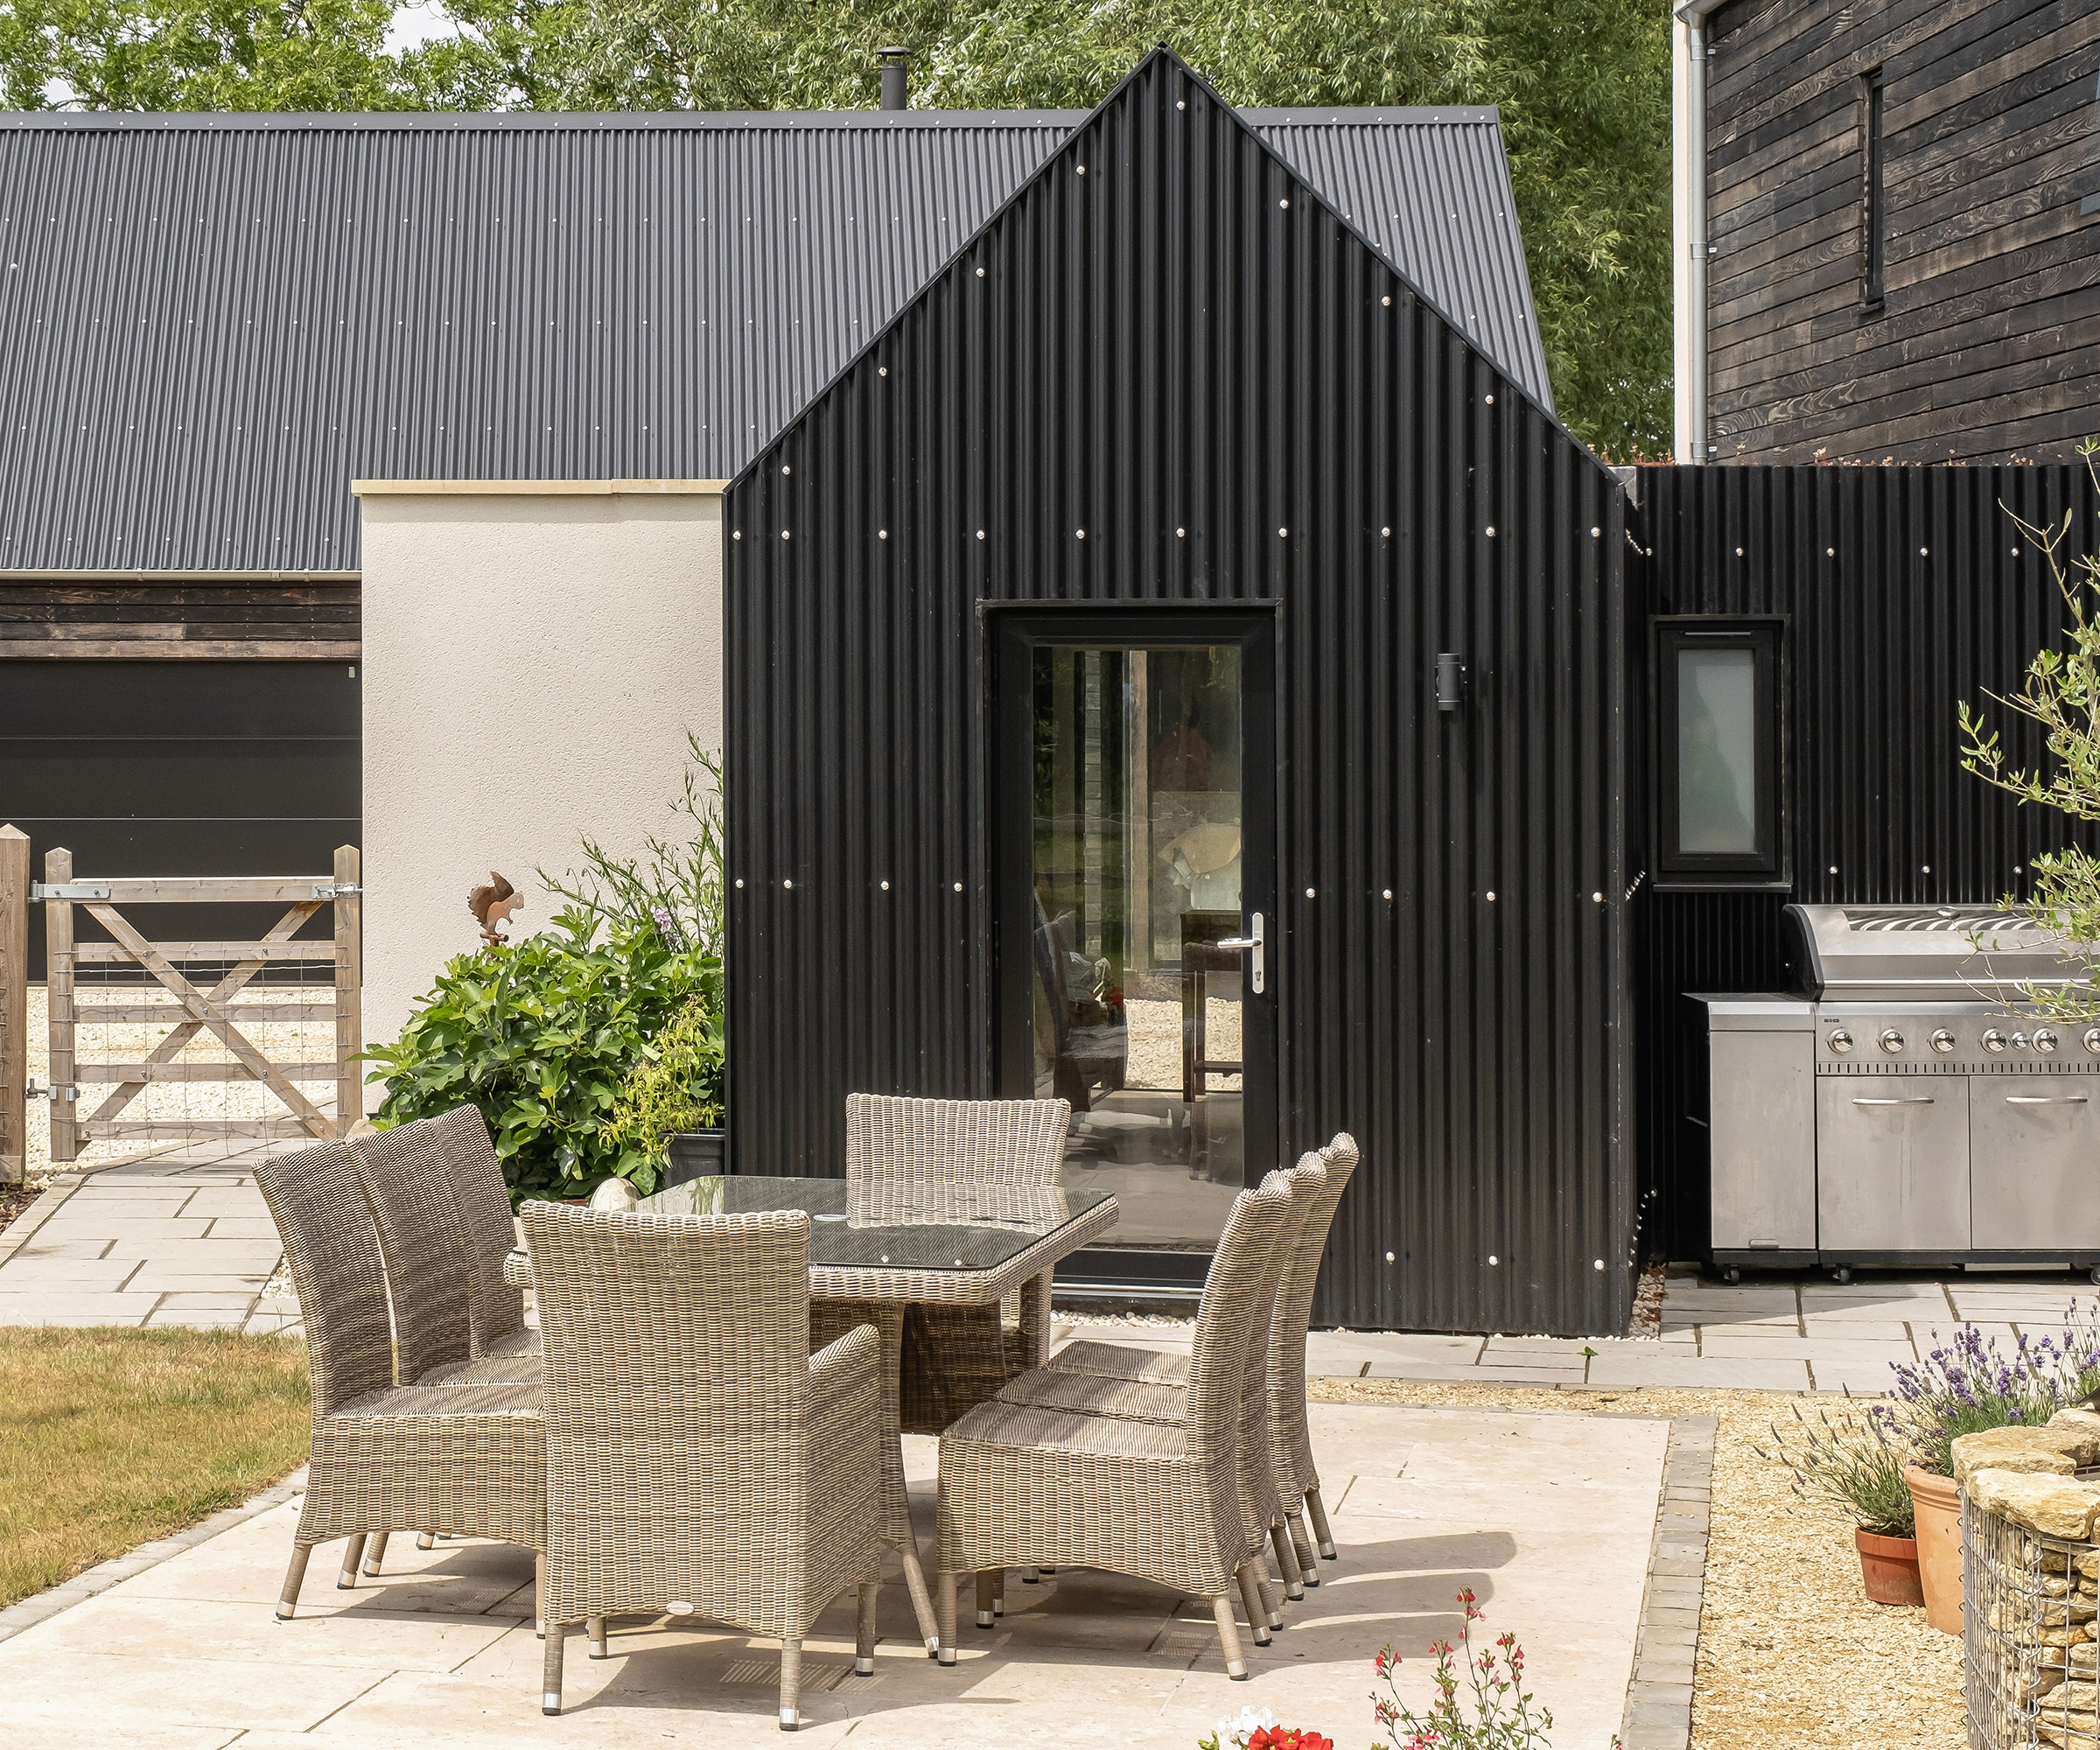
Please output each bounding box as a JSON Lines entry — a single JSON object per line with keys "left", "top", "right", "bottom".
{"left": 1906, "top": 1464, "right": 1964, "bottom": 1634}
{"left": 1856, "top": 1527, "right": 1926, "bottom": 1608}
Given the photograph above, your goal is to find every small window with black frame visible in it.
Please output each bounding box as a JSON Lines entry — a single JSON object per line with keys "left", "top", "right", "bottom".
{"left": 1655, "top": 619, "right": 1783, "bottom": 885}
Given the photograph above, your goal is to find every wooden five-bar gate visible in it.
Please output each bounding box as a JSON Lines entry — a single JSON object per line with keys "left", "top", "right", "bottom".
{"left": 31, "top": 844, "right": 362, "bottom": 1164}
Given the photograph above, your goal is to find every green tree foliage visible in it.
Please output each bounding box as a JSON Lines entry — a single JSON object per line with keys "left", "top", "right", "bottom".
{"left": 0, "top": 0, "right": 1673, "bottom": 453}
{"left": 0, "top": 0, "right": 411, "bottom": 109}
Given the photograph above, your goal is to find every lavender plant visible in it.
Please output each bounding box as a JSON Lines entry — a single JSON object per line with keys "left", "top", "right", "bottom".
{"left": 1880, "top": 1303, "right": 2100, "bottom": 1479}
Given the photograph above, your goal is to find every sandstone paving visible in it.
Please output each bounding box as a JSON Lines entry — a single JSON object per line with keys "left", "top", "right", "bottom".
{"left": 0, "top": 1402, "right": 1666, "bottom": 1750}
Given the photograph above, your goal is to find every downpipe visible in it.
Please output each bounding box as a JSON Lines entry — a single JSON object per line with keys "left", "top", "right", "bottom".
{"left": 1674, "top": 0, "right": 1726, "bottom": 463}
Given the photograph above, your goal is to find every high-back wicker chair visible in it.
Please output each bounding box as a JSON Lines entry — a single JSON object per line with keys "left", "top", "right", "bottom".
{"left": 835, "top": 1093, "right": 1070, "bottom": 1435}
{"left": 978, "top": 1160, "right": 1320, "bottom": 1624}
{"left": 1270, "top": 1133, "right": 1361, "bottom": 1571}
{"left": 252, "top": 1139, "right": 544, "bottom": 1613}
{"left": 932, "top": 1175, "right": 1297, "bottom": 1679}
{"left": 425, "top": 1102, "right": 538, "bottom": 1362}
{"left": 525, "top": 1200, "right": 887, "bottom": 1732}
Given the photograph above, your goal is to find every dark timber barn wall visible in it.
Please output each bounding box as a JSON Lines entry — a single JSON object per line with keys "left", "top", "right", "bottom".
{"left": 1703, "top": 0, "right": 2100, "bottom": 465}
{"left": 725, "top": 49, "right": 1634, "bottom": 1336}
{"left": 1632, "top": 462, "right": 2100, "bottom": 1261}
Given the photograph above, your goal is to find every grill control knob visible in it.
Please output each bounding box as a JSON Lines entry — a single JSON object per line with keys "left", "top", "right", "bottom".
{"left": 1828, "top": 1029, "right": 1854, "bottom": 1055}
{"left": 2011, "top": 1032, "right": 2031, "bottom": 1050}
{"left": 2087, "top": 1028, "right": 2100, "bottom": 1056}
{"left": 1880, "top": 1029, "right": 1906, "bottom": 1055}
{"left": 2037, "top": 1028, "right": 2061, "bottom": 1054}
{"left": 1929, "top": 1029, "right": 1956, "bottom": 1054}
{"left": 1984, "top": 1029, "right": 2008, "bottom": 1053}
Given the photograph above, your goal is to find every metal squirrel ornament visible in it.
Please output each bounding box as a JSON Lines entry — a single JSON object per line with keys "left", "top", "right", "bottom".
{"left": 468, "top": 871, "right": 523, "bottom": 944}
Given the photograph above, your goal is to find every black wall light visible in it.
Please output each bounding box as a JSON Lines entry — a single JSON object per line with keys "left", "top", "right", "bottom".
{"left": 1436, "top": 652, "right": 1467, "bottom": 711}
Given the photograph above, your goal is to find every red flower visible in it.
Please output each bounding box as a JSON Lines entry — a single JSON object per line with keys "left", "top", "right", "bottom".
{"left": 1246, "top": 1731, "right": 1334, "bottom": 1750}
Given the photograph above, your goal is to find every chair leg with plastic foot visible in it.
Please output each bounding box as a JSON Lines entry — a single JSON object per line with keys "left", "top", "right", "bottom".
{"left": 276, "top": 1544, "right": 312, "bottom": 1620}
{"left": 975, "top": 1571, "right": 997, "bottom": 1629}
{"left": 779, "top": 1637, "right": 801, "bottom": 1731}
{"left": 1287, "top": 1509, "right": 1320, "bottom": 1586}
{"left": 336, "top": 1534, "right": 366, "bottom": 1590}
{"left": 1213, "top": 1592, "right": 1249, "bottom": 1679}
{"left": 935, "top": 1572, "right": 957, "bottom": 1666}
{"left": 1237, "top": 1566, "right": 1273, "bottom": 1646}
{"left": 588, "top": 1614, "right": 607, "bottom": 1658}
{"left": 855, "top": 1579, "right": 879, "bottom": 1676}
{"left": 416, "top": 1530, "right": 437, "bottom": 1550}
{"left": 1306, "top": 1487, "right": 1337, "bottom": 1561}
{"left": 542, "top": 1619, "right": 566, "bottom": 1715}
{"left": 1019, "top": 1567, "right": 1039, "bottom": 1584}
{"left": 361, "top": 1531, "right": 389, "bottom": 1576}
{"left": 1271, "top": 1521, "right": 1305, "bottom": 1601}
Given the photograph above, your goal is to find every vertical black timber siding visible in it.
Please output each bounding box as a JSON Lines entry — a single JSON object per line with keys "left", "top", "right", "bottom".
{"left": 727, "top": 49, "right": 1633, "bottom": 1335}
{"left": 1634, "top": 462, "right": 2100, "bottom": 1261}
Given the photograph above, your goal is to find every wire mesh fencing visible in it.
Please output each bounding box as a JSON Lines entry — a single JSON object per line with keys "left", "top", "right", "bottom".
{"left": 1966, "top": 1494, "right": 2100, "bottom": 1749}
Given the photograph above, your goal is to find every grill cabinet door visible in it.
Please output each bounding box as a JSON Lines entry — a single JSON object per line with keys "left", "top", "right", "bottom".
{"left": 1816, "top": 1078, "right": 1970, "bottom": 1251}
{"left": 1970, "top": 1077, "right": 2100, "bottom": 1250}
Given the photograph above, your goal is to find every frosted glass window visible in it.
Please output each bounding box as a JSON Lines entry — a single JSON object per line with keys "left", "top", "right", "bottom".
{"left": 1676, "top": 648, "right": 1759, "bottom": 854}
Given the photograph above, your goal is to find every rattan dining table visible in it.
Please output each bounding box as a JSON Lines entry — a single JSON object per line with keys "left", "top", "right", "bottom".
{"left": 504, "top": 1172, "right": 1120, "bottom": 1653}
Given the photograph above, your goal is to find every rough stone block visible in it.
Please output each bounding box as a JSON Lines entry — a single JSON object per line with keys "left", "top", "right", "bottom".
{"left": 1955, "top": 1425, "right": 2100, "bottom": 1490}
{"left": 1970, "top": 1469, "right": 2100, "bottom": 1541}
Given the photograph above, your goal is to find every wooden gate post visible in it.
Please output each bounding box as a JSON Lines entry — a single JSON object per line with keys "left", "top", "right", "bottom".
{"left": 45, "top": 847, "right": 76, "bottom": 1164}
{"left": 0, "top": 826, "right": 27, "bottom": 1183}
{"left": 333, "top": 844, "right": 362, "bottom": 1136}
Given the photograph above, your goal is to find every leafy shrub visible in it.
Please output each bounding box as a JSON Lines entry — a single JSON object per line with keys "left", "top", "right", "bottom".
{"left": 601, "top": 992, "right": 724, "bottom": 1167}
{"left": 367, "top": 738, "right": 727, "bottom": 1202}
{"left": 366, "top": 905, "right": 720, "bottom": 1201}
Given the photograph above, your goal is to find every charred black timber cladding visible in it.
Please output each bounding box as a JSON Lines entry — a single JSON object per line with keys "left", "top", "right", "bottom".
{"left": 724, "top": 48, "right": 1634, "bottom": 1337}
{"left": 1632, "top": 462, "right": 2100, "bottom": 1264}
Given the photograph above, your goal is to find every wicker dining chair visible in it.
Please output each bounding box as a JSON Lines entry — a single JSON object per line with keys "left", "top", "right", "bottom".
{"left": 525, "top": 1200, "right": 886, "bottom": 1732}
{"left": 251, "top": 1139, "right": 544, "bottom": 1615}
{"left": 1040, "top": 1131, "right": 1361, "bottom": 1581}
{"left": 832, "top": 1093, "right": 1071, "bottom": 1435}
{"left": 932, "top": 1176, "right": 1296, "bottom": 1680}
{"left": 425, "top": 1103, "right": 539, "bottom": 1363}
{"left": 983, "top": 1158, "right": 1321, "bottom": 1620}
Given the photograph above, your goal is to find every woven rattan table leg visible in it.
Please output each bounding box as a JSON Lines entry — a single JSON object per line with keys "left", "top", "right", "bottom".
{"left": 780, "top": 1637, "right": 802, "bottom": 1730}
{"left": 336, "top": 1533, "right": 366, "bottom": 1589}
{"left": 360, "top": 1531, "right": 389, "bottom": 1577}
{"left": 542, "top": 1620, "right": 565, "bottom": 1714}
{"left": 1214, "top": 1592, "right": 1249, "bottom": 1678}
{"left": 866, "top": 1304, "right": 942, "bottom": 1653}
{"left": 1306, "top": 1487, "right": 1336, "bottom": 1560}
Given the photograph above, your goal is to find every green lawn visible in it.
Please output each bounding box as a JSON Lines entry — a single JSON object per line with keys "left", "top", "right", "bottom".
{"left": 0, "top": 1327, "right": 311, "bottom": 1610}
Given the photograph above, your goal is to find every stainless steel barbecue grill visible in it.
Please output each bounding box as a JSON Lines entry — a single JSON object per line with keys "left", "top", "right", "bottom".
{"left": 1690, "top": 903, "right": 2100, "bottom": 1283}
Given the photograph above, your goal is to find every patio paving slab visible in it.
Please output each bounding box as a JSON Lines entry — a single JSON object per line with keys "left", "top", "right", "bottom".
{"left": 0, "top": 1402, "right": 1668, "bottom": 1750}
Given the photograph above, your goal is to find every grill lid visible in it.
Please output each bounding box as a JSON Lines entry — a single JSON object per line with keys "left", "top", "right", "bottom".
{"left": 1783, "top": 903, "right": 2096, "bottom": 1001}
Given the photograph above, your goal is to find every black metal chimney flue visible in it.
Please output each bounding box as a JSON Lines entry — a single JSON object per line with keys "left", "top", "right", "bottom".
{"left": 878, "top": 46, "right": 909, "bottom": 110}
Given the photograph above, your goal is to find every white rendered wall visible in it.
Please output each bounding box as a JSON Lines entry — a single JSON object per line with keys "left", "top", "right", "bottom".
{"left": 356, "top": 484, "right": 723, "bottom": 1102}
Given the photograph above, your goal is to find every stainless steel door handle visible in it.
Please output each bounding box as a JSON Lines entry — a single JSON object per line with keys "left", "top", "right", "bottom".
{"left": 2006, "top": 1095, "right": 2089, "bottom": 1104}
{"left": 1852, "top": 1096, "right": 1935, "bottom": 1105}
{"left": 1214, "top": 913, "right": 1265, "bottom": 995}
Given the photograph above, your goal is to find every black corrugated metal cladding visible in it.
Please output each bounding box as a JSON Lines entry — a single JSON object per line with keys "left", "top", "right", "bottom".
{"left": 726, "top": 47, "right": 1633, "bottom": 1336}
{"left": 1634, "top": 463, "right": 2100, "bottom": 1261}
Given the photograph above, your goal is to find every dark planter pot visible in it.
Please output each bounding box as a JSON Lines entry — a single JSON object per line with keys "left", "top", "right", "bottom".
{"left": 662, "top": 1130, "right": 730, "bottom": 1187}
{"left": 1855, "top": 1528, "right": 1926, "bottom": 1608}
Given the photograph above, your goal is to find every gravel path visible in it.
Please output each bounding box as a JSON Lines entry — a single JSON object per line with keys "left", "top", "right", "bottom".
{"left": 1309, "top": 1377, "right": 1963, "bottom": 1750}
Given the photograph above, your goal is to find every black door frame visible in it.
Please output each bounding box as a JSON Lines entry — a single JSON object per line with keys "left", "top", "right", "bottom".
{"left": 988, "top": 606, "right": 1279, "bottom": 1290}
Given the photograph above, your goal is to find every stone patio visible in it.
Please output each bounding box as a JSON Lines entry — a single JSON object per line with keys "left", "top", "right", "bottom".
{"left": 0, "top": 1400, "right": 1676, "bottom": 1750}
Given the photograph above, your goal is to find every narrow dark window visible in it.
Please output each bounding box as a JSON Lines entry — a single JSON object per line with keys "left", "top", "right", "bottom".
{"left": 1861, "top": 70, "right": 1886, "bottom": 305}
{"left": 1656, "top": 620, "right": 1782, "bottom": 885}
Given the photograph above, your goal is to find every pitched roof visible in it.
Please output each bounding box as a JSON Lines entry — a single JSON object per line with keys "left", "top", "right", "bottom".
{"left": 0, "top": 106, "right": 1549, "bottom": 573}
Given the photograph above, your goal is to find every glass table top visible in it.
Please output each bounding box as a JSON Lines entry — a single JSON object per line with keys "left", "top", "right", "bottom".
{"left": 635, "top": 1174, "right": 1116, "bottom": 1273}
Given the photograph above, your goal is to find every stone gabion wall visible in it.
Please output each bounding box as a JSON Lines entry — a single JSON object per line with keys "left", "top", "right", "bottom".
{"left": 1957, "top": 1413, "right": 2100, "bottom": 1750}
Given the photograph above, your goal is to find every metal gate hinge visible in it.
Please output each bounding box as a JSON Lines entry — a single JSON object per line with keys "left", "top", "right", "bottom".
{"left": 312, "top": 882, "right": 361, "bottom": 899}
{"left": 25, "top": 1080, "right": 75, "bottom": 1102}
{"left": 31, "top": 882, "right": 109, "bottom": 900}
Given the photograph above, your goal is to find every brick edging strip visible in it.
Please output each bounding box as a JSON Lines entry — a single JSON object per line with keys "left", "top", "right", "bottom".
{"left": 0, "top": 1466, "right": 308, "bottom": 1645}
{"left": 1620, "top": 1415, "right": 1716, "bottom": 1750}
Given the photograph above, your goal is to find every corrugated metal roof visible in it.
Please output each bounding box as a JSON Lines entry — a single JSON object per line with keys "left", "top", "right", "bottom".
{"left": 0, "top": 106, "right": 1551, "bottom": 573}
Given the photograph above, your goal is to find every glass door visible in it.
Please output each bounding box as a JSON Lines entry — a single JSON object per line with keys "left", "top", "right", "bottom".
{"left": 994, "top": 612, "right": 1276, "bottom": 1281}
